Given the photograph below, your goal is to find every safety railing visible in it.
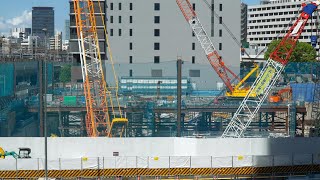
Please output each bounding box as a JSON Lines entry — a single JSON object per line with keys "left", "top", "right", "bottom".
{"left": 0, "top": 154, "right": 319, "bottom": 171}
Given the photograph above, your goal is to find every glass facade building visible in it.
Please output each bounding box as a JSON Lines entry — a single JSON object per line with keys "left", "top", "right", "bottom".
{"left": 32, "top": 7, "right": 54, "bottom": 38}
{"left": 0, "top": 64, "right": 14, "bottom": 97}
{"left": 64, "top": 20, "right": 70, "bottom": 40}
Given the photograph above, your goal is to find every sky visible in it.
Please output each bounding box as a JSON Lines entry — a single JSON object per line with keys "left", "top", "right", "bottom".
{"left": 0, "top": 0, "right": 261, "bottom": 37}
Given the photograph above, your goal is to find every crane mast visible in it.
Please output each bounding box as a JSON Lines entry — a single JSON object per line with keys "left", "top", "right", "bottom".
{"left": 222, "top": 1, "right": 320, "bottom": 138}
{"left": 73, "top": 0, "right": 114, "bottom": 137}
{"left": 176, "top": 0, "right": 239, "bottom": 93}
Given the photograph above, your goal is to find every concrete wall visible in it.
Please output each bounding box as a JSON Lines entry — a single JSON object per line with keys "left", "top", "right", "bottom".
{"left": 105, "top": 0, "right": 241, "bottom": 90}
{"left": 0, "top": 137, "right": 320, "bottom": 160}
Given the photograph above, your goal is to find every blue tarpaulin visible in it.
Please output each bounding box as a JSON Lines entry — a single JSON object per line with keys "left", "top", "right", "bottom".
{"left": 290, "top": 83, "right": 317, "bottom": 102}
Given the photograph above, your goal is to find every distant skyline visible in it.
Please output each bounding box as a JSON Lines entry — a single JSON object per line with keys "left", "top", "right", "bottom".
{"left": 0, "top": 0, "right": 68, "bottom": 37}
{"left": 0, "top": 0, "right": 261, "bottom": 37}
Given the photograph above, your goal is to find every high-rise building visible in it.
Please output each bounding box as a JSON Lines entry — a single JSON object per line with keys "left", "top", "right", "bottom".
{"left": 104, "top": 0, "right": 241, "bottom": 90}
{"left": 49, "top": 32, "right": 62, "bottom": 51}
{"left": 247, "top": 0, "right": 319, "bottom": 50}
{"left": 69, "top": 0, "right": 106, "bottom": 63}
{"left": 241, "top": 3, "right": 248, "bottom": 43}
{"left": 32, "top": 7, "right": 54, "bottom": 38}
{"left": 64, "top": 20, "right": 70, "bottom": 40}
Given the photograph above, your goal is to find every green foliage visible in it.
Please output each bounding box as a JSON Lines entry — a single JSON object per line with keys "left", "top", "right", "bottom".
{"left": 59, "top": 65, "right": 71, "bottom": 83}
{"left": 264, "top": 39, "right": 317, "bottom": 62}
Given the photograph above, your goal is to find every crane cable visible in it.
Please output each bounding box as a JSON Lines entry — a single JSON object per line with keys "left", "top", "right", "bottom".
{"left": 201, "top": 0, "right": 302, "bottom": 59}
{"left": 97, "top": 0, "right": 123, "bottom": 118}
{"left": 201, "top": 0, "right": 251, "bottom": 58}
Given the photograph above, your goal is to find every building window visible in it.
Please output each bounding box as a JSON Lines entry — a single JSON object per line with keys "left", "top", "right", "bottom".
{"left": 118, "top": 29, "right": 122, "bottom": 36}
{"left": 119, "top": 3, "right": 122, "bottom": 10}
{"left": 129, "top": 42, "right": 132, "bottom": 50}
{"left": 154, "top": 16, "right": 160, "bottom": 24}
{"left": 119, "top": 16, "right": 122, "bottom": 23}
{"left": 130, "top": 3, "right": 133, "bottom": 10}
{"left": 192, "top": 31, "right": 195, "bottom": 37}
{"left": 192, "top": 56, "right": 195, "bottom": 64}
{"left": 129, "top": 56, "right": 132, "bottom": 64}
{"left": 219, "top": 4, "right": 222, "bottom": 11}
{"left": 129, "top": 69, "right": 133, "bottom": 77}
{"left": 130, "top": 16, "right": 133, "bottom": 23}
{"left": 219, "top": 17, "right": 222, "bottom": 24}
{"left": 110, "top": 3, "right": 113, "bottom": 10}
{"left": 154, "top": 43, "right": 160, "bottom": 50}
{"left": 110, "top": 16, "right": 113, "bottom": 23}
{"left": 154, "top": 56, "right": 160, "bottom": 63}
{"left": 151, "top": 69, "right": 162, "bottom": 77}
{"left": 189, "top": 70, "right": 200, "bottom": 77}
{"left": 219, "top": 29, "right": 222, "bottom": 37}
{"left": 154, "top": 3, "right": 160, "bottom": 11}
{"left": 192, "top": 43, "right": 195, "bottom": 50}
{"left": 129, "top": 29, "right": 133, "bottom": 36}
{"left": 192, "top": 3, "right": 195, "bottom": 10}
{"left": 219, "top": 43, "right": 222, "bottom": 50}
{"left": 110, "top": 29, "right": 113, "bottom": 36}
{"left": 154, "top": 29, "right": 160, "bottom": 36}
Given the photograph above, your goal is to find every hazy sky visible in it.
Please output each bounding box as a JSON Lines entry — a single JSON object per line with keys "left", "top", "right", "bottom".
{"left": 0, "top": 0, "right": 260, "bottom": 37}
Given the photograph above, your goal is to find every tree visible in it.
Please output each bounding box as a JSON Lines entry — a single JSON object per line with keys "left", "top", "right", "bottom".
{"left": 59, "top": 65, "right": 71, "bottom": 85}
{"left": 264, "top": 39, "right": 317, "bottom": 62}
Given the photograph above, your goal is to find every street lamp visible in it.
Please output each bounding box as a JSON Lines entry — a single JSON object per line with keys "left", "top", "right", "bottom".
{"left": 42, "top": 28, "right": 48, "bottom": 180}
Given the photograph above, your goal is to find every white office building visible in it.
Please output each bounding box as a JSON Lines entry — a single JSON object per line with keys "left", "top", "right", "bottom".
{"left": 247, "top": 0, "right": 319, "bottom": 50}
{"left": 49, "top": 32, "right": 62, "bottom": 51}
{"left": 104, "top": 0, "right": 241, "bottom": 90}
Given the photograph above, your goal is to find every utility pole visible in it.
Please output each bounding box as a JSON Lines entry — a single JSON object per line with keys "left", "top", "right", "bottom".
{"left": 177, "top": 57, "right": 182, "bottom": 137}
{"left": 42, "top": 28, "right": 48, "bottom": 180}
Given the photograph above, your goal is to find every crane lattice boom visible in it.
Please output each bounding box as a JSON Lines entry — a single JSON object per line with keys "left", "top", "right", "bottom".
{"left": 222, "top": 1, "right": 320, "bottom": 138}
{"left": 73, "top": 0, "right": 112, "bottom": 137}
{"left": 176, "top": 0, "right": 239, "bottom": 93}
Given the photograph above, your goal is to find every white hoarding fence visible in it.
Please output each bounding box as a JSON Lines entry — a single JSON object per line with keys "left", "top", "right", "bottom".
{"left": 1, "top": 153, "right": 319, "bottom": 170}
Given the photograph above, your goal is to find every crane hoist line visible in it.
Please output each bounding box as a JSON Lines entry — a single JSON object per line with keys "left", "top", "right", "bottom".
{"left": 222, "top": 1, "right": 320, "bottom": 138}
{"left": 176, "top": 0, "right": 238, "bottom": 93}
{"left": 73, "top": 0, "right": 127, "bottom": 137}
{"left": 176, "top": 0, "right": 258, "bottom": 98}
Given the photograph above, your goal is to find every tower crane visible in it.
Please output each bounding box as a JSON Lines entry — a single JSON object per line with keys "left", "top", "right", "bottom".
{"left": 176, "top": 0, "right": 258, "bottom": 98}
{"left": 222, "top": 1, "right": 320, "bottom": 138}
{"left": 73, "top": 0, "right": 127, "bottom": 137}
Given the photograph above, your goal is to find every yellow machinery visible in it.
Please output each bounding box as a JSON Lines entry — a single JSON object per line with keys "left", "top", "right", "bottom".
{"left": 225, "top": 63, "right": 260, "bottom": 98}
{"left": 0, "top": 147, "right": 31, "bottom": 159}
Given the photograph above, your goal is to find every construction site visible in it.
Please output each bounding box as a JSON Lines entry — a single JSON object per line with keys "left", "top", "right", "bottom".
{"left": 1, "top": 0, "right": 320, "bottom": 179}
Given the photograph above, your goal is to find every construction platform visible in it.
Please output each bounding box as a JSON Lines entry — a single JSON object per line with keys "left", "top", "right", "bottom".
{"left": 0, "top": 137, "right": 320, "bottom": 178}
